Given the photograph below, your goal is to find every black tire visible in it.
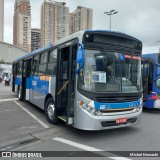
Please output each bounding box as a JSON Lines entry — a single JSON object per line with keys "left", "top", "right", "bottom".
{"left": 17, "top": 86, "right": 24, "bottom": 101}
{"left": 45, "top": 97, "right": 58, "bottom": 125}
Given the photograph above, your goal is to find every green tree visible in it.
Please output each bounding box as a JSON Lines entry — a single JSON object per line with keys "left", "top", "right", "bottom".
{"left": 0, "top": 59, "right": 5, "bottom": 64}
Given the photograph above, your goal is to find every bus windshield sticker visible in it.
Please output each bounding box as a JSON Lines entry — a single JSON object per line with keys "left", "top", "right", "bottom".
{"left": 120, "top": 54, "right": 125, "bottom": 61}
{"left": 92, "top": 71, "right": 106, "bottom": 83}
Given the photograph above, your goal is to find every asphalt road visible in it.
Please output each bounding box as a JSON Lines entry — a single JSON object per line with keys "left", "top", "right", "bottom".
{"left": 0, "top": 82, "right": 160, "bottom": 160}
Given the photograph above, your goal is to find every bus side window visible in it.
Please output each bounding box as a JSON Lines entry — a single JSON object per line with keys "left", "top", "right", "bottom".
{"left": 18, "top": 61, "right": 22, "bottom": 75}
{"left": 23, "top": 61, "right": 26, "bottom": 77}
{"left": 39, "top": 52, "right": 48, "bottom": 76}
{"left": 14, "top": 63, "right": 18, "bottom": 76}
{"left": 27, "top": 59, "right": 32, "bottom": 77}
{"left": 33, "top": 55, "right": 39, "bottom": 75}
{"left": 47, "top": 49, "right": 57, "bottom": 75}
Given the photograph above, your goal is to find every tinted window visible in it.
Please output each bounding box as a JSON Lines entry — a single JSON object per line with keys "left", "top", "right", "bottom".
{"left": 18, "top": 61, "right": 22, "bottom": 75}
{"left": 47, "top": 63, "right": 57, "bottom": 75}
{"left": 33, "top": 55, "right": 39, "bottom": 75}
{"left": 49, "top": 49, "right": 57, "bottom": 63}
{"left": 40, "top": 52, "right": 48, "bottom": 64}
{"left": 47, "top": 49, "right": 57, "bottom": 75}
{"left": 39, "top": 64, "right": 47, "bottom": 75}
{"left": 83, "top": 32, "right": 142, "bottom": 51}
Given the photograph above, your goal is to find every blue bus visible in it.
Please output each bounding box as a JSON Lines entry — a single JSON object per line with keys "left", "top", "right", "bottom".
{"left": 142, "top": 53, "right": 160, "bottom": 109}
{"left": 12, "top": 30, "right": 143, "bottom": 130}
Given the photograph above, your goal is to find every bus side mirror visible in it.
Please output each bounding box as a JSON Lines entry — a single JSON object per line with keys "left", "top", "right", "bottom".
{"left": 76, "top": 45, "right": 84, "bottom": 74}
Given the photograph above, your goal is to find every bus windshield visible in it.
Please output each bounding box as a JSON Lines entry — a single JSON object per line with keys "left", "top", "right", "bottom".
{"left": 79, "top": 49, "right": 142, "bottom": 93}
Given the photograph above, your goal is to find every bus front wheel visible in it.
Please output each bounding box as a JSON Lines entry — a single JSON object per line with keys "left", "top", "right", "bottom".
{"left": 45, "top": 97, "right": 58, "bottom": 125}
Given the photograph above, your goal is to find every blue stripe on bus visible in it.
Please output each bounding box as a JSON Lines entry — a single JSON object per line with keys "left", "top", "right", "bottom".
{"left": 94, "top": 100, "right": 140, "bottom": 110}
{"left": 30, "top": 76, "right": 50, "bottom": 95}
{"left": 26, "top": 78, "right": 31, "bottom": 89}
{"left": 15, "top": 76, "right": 22, "bottom": 86}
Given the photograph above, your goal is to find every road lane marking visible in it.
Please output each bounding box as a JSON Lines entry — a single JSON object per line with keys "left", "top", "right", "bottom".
{"left": 18, "top": 126, "right": 38, "bottom": 130}
{"left": 4, "top": 110, "right": 10, "bottom": 112}
{"left": 53, "top": 137, "right": 131, "bottom": 160}
{"left": 0, "top": 98, "right": 18, "bottom": 102}
{"left": 14, "top": 101, "right": 49, "bottom": 129}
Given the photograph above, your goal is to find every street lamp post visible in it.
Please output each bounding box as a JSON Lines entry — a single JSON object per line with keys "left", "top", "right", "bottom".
{"left": 104, "top": 10, "right": 118, "bottom": 30}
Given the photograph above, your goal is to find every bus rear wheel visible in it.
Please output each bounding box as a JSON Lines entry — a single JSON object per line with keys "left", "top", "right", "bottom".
{"left": 45, "top": 97, "right": 58, "bottom": 125}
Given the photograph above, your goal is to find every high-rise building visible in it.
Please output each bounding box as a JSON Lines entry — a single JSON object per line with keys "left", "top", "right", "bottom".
{"left": 69, "top": 13, "right": 75, "bottom": 35}
{"left": 69, "top": 6, "right": 93, "bottom": 35}
{"left": 13, "top": 0, "right": 31, "bottom": 52}
{"left": 41, "top": 0, "right": 69, "bottom": 47}
{"left": 31, "top": 28, "right": 41, "bottom": 51}
{"left": 0, "top": 0, "right": 4, "bottom": 42}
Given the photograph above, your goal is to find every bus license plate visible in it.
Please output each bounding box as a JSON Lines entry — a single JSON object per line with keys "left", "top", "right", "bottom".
{"left": 116, "top": 118, "right": 127, "bottom": 124}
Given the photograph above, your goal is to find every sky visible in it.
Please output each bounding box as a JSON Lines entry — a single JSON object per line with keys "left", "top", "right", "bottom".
{"left": 4, "top": 0, "right": 160, "bottom": 53}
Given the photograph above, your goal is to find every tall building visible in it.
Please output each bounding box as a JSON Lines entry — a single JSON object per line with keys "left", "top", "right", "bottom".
{"left": 69, "top": 6, "right": 93, "bottom": 35}
{"left": 41, "top": 0, "right": 69, "bottom": 47}
{"left": 31, "top": 28, "right": 41, "bottom": 51}
{"left": 13, "top": 0, "right": 31, "bottom": 52}
{"left": 69, "top": 13, "right": 75, "bottom": 35}
{"left": 0, "top": 0, "right": 4, "bottom": 42}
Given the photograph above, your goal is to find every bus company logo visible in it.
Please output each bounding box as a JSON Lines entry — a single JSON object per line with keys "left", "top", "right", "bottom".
{"left": 100, "top": 105, "right": 106, "bottom": 110}
{"left": 99, "top": 104, "right": 111, "bottom": 110}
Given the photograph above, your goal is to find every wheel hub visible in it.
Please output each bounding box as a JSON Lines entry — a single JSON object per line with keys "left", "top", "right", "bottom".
{"left": 47, "top": 103, "right": 55, "bottom": 120}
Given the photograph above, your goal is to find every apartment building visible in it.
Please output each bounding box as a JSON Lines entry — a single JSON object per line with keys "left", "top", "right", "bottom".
{"left": 41, "top": 0, "right": 69, "bottom": 46}
{"left": 0, "top": 0, "right": 4, "bottom": 41}
{"left": 13, "top": 0, "right": 31, "bottom": 52}
{"left": 31, "top": 28, "right": 41, "bottom": 51}
{"left": 69, "top": 6, "right": 93, "bottom": 34}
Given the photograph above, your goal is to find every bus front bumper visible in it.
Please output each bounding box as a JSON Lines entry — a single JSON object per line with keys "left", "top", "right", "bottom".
{"left": 154, "top": 100, "right": 160, "bottom": 109}
{"left": 74, "top": 107, "right": 142, "bottom": 130}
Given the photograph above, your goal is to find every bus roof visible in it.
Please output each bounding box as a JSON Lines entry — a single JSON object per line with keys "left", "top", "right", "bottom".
{"left": 14, "top": 31, "right": 85, "bottom": 62}
{"left": 14, "top": 30, "right": 141, "bottom": 62}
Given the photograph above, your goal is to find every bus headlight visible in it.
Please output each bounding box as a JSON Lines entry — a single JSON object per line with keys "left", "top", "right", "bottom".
{"left": 136, "top": 98, "right": 143, "bottom": 112}
{"left": 82, "top": 103, "right": 87, "bottom": 109}
{"left": 136, "top": 107, "right": 141, "bottom": 112}
{"left": 86, "top": 105, "right": 93, "bottom": 112}
{"left": 78, "top": 101, "right": 102, "bottom": 116}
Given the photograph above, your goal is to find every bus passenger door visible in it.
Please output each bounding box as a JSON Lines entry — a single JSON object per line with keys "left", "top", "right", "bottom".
{"left": 26, "top": 59, "right": 32, "bottom": 100}
{"left": 56, "top": 44, "right": 77, "bottom": 125}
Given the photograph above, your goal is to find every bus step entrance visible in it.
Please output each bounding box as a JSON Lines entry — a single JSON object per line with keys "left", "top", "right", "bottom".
{"left": 58, "top": 115, "right": 73, "bottom": 125}
{"left": 58, "top": 116, "right": 67, "bottom": 122}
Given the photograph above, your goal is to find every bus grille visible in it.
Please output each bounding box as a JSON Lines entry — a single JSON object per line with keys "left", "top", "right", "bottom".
{"left": 100, "top": 108, "right": 135, "bottom": 113}
{"left": 101, "top": 118, "right": 137, "bottom": 127}
{"left": 94, "top": 95, "right": 141, "bottom": 103}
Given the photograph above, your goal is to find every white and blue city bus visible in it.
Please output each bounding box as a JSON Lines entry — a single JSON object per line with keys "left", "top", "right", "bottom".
{"left": 142, "top": 53, "right": 160, "bottom": 109}
{"left": 12, "top": 30, "right": 143, "bottom": 130}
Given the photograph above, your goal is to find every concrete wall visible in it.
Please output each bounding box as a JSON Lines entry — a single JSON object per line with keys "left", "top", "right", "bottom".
{"left": 0, "top": 42, "right": 27, "bottom": 63}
